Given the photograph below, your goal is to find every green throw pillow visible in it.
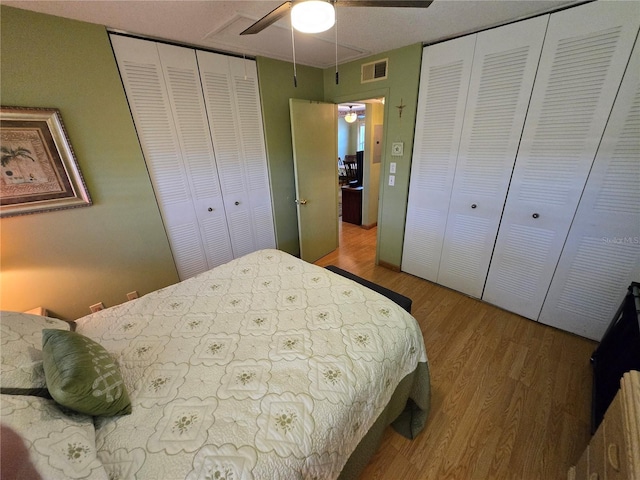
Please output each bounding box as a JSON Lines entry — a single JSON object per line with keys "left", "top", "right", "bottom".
{"left": 42, "top": 329, "right": 131, "bottom": 416}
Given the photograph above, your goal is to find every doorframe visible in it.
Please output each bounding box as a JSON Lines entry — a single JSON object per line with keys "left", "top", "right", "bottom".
{"left": 332, "top": 88, "right": 390, "bottom": 264}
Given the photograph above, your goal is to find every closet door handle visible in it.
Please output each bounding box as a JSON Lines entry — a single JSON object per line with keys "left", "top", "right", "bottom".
{"left": 532, "top": 213, "right": 540, "bottom": 219}
{"left": 295, "top": 199, "right": 308, "bottom": 205}
{"left": 471, "top": 204, "right": 477, "bottom": 209}
{"left": 208, "top": 207, "right": 213, "bottom": 212}
{"left": 234, "top": 201, "right": 240, "bottom": 206}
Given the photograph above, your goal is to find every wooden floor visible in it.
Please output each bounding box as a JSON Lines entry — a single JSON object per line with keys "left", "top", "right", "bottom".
{"left": 315, "top": 222, "right": 597, "bottom": 480}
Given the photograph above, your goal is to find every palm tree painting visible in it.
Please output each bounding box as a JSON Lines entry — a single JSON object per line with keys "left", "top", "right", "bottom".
{"left": 1, "top": 146, "right": 36, "bottom": 166}
{"left": 1, "top": 146, "right": 37, "bottom": 183}
{"left": 0, "top": 106, "right": 92, "bottom": 217}
{"left": 0, "top": 144, "right": 45, "bottom": 185}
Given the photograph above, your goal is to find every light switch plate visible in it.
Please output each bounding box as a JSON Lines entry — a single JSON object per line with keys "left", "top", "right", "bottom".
{"left": 391, "top": 142, "right": 404, "bottom": 156}
{"left": 390, "top": 162, "right": 397, "bottom": 173}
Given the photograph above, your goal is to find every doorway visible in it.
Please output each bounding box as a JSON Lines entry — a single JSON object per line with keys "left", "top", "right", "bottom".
{"left": 337, "top": 98, "right": 384, "bottom": 241}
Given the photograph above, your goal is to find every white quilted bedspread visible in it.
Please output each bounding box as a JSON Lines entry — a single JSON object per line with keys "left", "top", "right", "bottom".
{"left": 75, "top": 249, "right": 427, "bottom": 479}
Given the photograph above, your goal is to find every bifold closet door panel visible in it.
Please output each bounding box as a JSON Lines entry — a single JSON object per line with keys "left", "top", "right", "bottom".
{"left": 437, "top": 16, "right": 548, "bottom": 298}
{"left": 483, "top": 1, "right": 640, "bottom": 320}
{"left": 226, "top": 56, "right": 276, "bottom": 252}
{"left": 110, "top": 35, "right": 212, "bottom": 280}
{"left": 539, "top": 41, "right": 640, "bottom": 340}
{"left": 156, "top": 43, "right": 234, "bottom": 272}
{"left": 196, "top": 51, "right": 276, "bottom": 258}
{"left": 401, "top": 35, "right": 476, "bottom": 282}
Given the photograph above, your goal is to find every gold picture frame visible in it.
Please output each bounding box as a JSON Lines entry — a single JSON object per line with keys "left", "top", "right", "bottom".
{"left": 0, "top": 106, "right": 92, "bottom": 218}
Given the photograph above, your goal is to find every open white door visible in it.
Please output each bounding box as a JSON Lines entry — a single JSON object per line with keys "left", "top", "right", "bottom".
{"left": 289, "top": 99, "right": 338, "bottom": 262}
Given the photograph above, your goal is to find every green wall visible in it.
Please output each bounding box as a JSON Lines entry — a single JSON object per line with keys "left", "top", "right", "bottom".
{"left": 0, "top": 6, "right": 179, "bottom": 320}
{"left": 324, "top": 44, "right": 423, "bottom": 268}
{"left": 0, "top": 7, "right": 423, "bottom": 321}
{"left": 256, "top": 57, "right": 325, "bottom": 257}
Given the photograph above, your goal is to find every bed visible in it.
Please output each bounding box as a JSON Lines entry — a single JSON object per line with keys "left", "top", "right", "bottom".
{"left": 0, "top": 249, "right": 430, "bottom": 479}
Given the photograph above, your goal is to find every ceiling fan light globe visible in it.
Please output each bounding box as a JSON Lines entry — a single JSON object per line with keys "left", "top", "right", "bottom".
{"left": 291, "top": 1, "right": 335, "bottom": 33}
{"left": 344, "top": 112, "right": 357, "bottom": 123}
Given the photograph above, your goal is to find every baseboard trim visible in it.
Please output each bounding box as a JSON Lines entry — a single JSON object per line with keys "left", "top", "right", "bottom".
{"left": 378, "top": 260, "right": 401, "bottom": 272}
{"left": 361, "top": 222, "right": 377, "bottom": 230}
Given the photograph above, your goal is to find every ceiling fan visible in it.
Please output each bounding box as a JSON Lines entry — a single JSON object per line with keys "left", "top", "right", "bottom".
{"left": 240, "top": 0, "right": 433, "bottom": 36}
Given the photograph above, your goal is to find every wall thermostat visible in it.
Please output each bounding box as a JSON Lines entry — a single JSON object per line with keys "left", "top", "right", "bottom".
{"left": 391, "top": 142, "right": 404, "bottom": 156}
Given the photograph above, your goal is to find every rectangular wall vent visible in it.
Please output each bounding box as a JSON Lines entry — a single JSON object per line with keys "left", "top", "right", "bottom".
{"left": 361, "top": 58, "right": 388, "bottom": 83}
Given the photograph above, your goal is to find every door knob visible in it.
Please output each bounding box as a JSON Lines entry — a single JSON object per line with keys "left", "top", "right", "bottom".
{"left": 532, "top": 213, "right": 539, "bottom": 219}
{"left": 208, "top": 207, "right": 213, "bottom": 212}
{"left": 235, "top": 201, "right": 240, "bottom": 206}
{"left": 471, "top": 204, "right": 477, "bottom": 209}
{"left": 295, "top": 199, "right": 308, "bottom": 205}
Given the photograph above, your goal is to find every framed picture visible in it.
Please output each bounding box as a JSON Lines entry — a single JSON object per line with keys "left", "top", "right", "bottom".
{"left": 0, "top": 106, "right": 92, "bottom": 218}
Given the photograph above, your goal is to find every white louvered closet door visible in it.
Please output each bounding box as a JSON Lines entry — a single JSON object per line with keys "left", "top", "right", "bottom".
{"left": 539, "top": 40, "right": 640, "bottom": 340}
{"left": 401, "top": 35, "right": 476, "bottom": 282}
{"left": 482, "top": 2, "right": 640, "bottom": 320}
{"left": 111, "top": 36, "right": 211, "bottom": 280}
{"left": 197, "top": 51, "right": 276, "bottom": 258}
{"left": 156, "top": 44, "right": 234, "bottom": 272}
{"left": 437, "top": 16, "right": 548, "bottom": 298}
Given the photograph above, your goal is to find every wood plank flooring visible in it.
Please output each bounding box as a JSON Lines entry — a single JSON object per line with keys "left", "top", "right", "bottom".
{"left": 315, "top": 222, "right": 597, "bottom": 480}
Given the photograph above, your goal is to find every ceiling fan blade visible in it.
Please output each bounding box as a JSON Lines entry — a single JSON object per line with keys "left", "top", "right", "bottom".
{"left": 337, "top": 0, "right": 432, "bottom": 7}
{"left": 240, "top": 1, "right": 293, "bottom": 35}
{"left": 240, "top": 0, "right": 431, "bottom": 36}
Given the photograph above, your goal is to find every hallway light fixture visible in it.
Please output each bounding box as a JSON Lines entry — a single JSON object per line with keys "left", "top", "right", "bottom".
{"left": 344, "top": 106, "right": 357, "bottom": 123}
{"left": 291, "top": 1, "right": 335, "bottom": 33}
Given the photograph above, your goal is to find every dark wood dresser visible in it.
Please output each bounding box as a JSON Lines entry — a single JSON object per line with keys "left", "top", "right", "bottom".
{"left": 341, "top": 186, "right": 363, "bottom": 225}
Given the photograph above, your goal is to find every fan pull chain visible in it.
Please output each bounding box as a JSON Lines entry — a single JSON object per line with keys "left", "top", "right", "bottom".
{"left": 291, "top": 21, "right": 298, "bottom": 88}
{"left": 243, "top": 54, "right": 248, "bottom": 80}
{"left": 335, "top": 2, "right": 339, "bottom": 85}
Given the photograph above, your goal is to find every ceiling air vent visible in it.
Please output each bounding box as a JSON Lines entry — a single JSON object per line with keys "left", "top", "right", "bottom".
{"left": 361, "top": 58, "right": 388, "bottom": 83}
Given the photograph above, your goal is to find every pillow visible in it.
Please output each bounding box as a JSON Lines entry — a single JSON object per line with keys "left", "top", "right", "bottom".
{"left": 0, "top": 393, "right": 109, "bottom": 479}
{"left": 0, "top": 311, "right": 71, "bottom": 392}
{"left": 42, "top": 329, "right": 132, "bottom": 416}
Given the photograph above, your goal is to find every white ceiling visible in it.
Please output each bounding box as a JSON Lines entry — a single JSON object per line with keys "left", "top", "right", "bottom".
{"left": 4, "top": 0, "right": 583, "bottom": 68}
